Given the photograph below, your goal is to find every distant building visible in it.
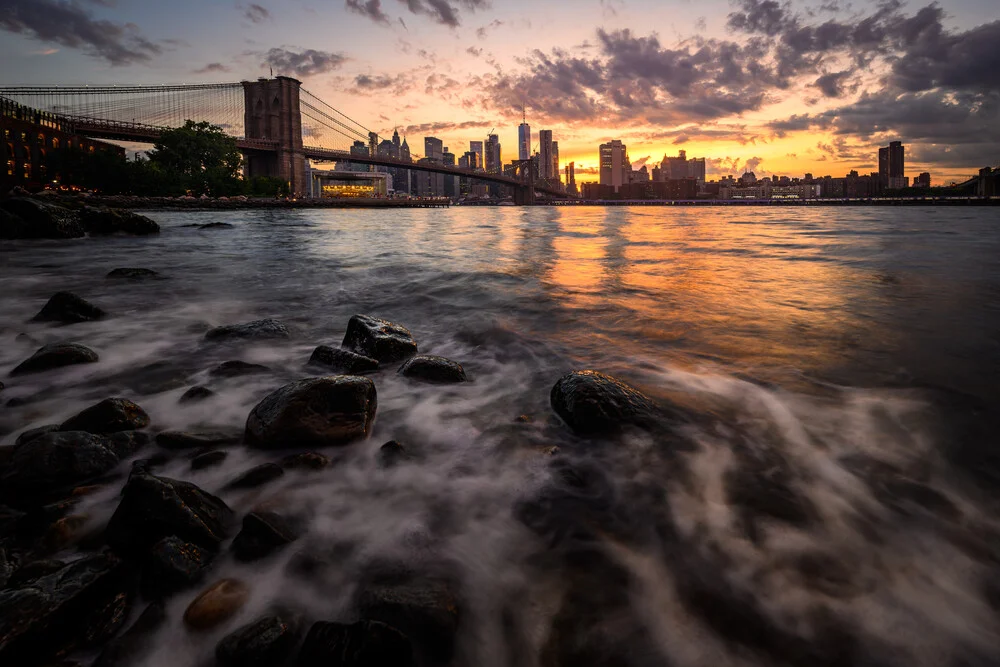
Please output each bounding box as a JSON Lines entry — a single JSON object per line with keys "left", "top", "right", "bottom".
{"left": 599, "top": 140, "right": 630, "bottom": 193}
{"left": 538, "top": 130, "right": 553, "bottom": 179}
{"left": 442, "top": 149, "right": 458, "bottom": 198}
{"left": 552, "top": 141, "right": 560, "bottom": 183}
{"left": 518, "top": 122, "right": 531, "bottom": 161}
{"left": 879, "top": 141, "right": 905, "bottom": 189}
{"left": 687, "top": 157, "right": 706, "bottom": 182}
{"left": 424, "top": 137, "right": 443, "bottom": 161}
{"left": 977, "top": 167, "right": 998, "bottom": 197}
{"left": 345, "top": 140, "right": 370, "bottom": 172}
{"left": 469, "top": 141, "right": 484, "bottom": 169}
{"left": 485, "top": 134, "right": 501, "bottom": 174}
{"left": 631, "top": 165, "right": 650, "bottom": 182}
{"left": 913, "top": 172, "right": 931, "bottom": 188}
{"left": 310, "top": 169, "right": 389, "bottom": 198}
{"left": 565, "top": 162, "right": 577, "bottom": 194}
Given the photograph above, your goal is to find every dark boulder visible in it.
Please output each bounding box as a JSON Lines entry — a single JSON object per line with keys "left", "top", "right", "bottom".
{"left": 155, "top": 430, "right": 240, "bottom": 451}
{"left": 92, "top": 601, "right": 166, "bottom": 667}
{"left": 179, "top": 385, "right": 215, "bottom": 404}
{"left": 231, "top": 511, "right": 299, "bottom": 562}
{"left": 0, "top": 198, "right": 85, "bottom": 239}
{"left": 198, "top": 222, "right": 234, "bottom": 230}
{"left": 224, "top": 463, "right": 284, "bottom": 490}
{"left": 216, "top": 612, "right": 303, "bottom": 667}
{"left": 205, "top": 319, "right": 290, "bottom": 342}
{"left": 280, "top": 452, "right": 331, "bottom": 470}
{"left": 0, "top": 432, "right": 122, "bottom": 506}
{"left": 245, "top": 376, "right": 377, "bottom": 450}
{"left": 209, "top": 360, "right": 271, "bottom": 378}
{"left": 15, "top": 424, "right": 61, "bottom": 447}
{"left": 105, "top": 471, "right": 234, "bottom": 556}
{"left": 0, "top": 552, "right": 133, "bottom": 666}
{"left": 10, "top": 343, "right": 99, "bottom": 376}
{"left": 6, "top": 559, "right": 66, "bottom": 589}
{"left": 341, "top": 315, "right": 418, "bottom": 363}
{"left": 398, "top": 355, "right": 468, "bottom": 384}
{"left": 550, "top": 370, "right": 662, "bottom": 436}
{"left": 79, "top": 207, "right": 159, "bottom": 236}
{"left": 104, "top": 430, "right": 150, "bottom": 459}
{"left": 377, "top": 441, "right": 410, "bottom": 468}
{"left": 0, "top": 506, "right": 26, "bottom": 540}
{"left": 191, "top": 450, "right": 229, "bottom": 471}
{"left": 295, "top": 620, "right": 414, "bottom": 667}
{"left": 142, "top": 536, "right": 212, "bottom": 598}
{"left": 308, "top": 346, "right": 379, "bottom": 374}
{"left": 60, "top": 397, "right": 149, "bottom": 433}
{"left": 32, "top": 292, "right": 106, "bottom": 324}
{"left": 106, "top": 268, "right": 159, "bottom": 280}
{"left": 183, "top": 578, "right": 250, "bottom": 631}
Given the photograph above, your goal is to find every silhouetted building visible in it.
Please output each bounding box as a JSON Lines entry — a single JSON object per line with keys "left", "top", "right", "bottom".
{"left": 469, "top": 141, "right": 484, "bottom": 169}
{"left": 687, "top": 157, "right": 706, "bottom": 182}
{"left": 424, "top": 137, "right": 443, "bottom": 161}
{"left": 879, "top": 141, "right": 905, "bottom": 189}
{"left": 649, "top": 179, "right": 698, "bottom": 200}
{"left": 485, "top": 134, "right": 501, "bottom": 174}
{"left": 913, "top": 172, "right": 931, "bottom": 188}
{"left": 978, "top": 167, "right": 998, "bottom": 197}
{"left": 538, "top": 130, "right": 554, "bottom": 179}
{"left": 518, "top": 122, "right": 531, "bottom": 161}
{"left": 565, "top": 162, "right": 576, "bottom": 194}
{"left": 600, "top": 140, "right": 630, "bottom": 193}
{"left": 551, "top": 141, "right": 559, "bottom": 183}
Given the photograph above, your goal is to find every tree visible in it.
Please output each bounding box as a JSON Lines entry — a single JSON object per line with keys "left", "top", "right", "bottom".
{"left": 148, "top": 120, "right": 242, "bottom": 196}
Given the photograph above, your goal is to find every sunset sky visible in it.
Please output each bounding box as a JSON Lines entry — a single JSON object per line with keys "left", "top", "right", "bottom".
{"left": 2, "top": 0, "right": 998, "bottom": 183}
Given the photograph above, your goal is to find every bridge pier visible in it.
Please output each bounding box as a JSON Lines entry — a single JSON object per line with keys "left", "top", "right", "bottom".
{"left": 242, "top": 77, "right": 307, "bottom": 196}
{"left": 513, "top": 184, "right": 536, "bottom": 205}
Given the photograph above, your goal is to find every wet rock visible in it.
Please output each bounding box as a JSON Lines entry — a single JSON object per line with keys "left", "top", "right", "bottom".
{"left": 15, "top": 424, "right": 61, "bottom": 447}
{"left": 198, "top": 222, "right": 234, "bottom": 230}
{"left": 104, "top": 430, "right": 150, "bottom": 459}
{"left": 397, "top": 355, "right": 468, "bottom": 384}
{"left": 0, "top": 506, "right": 26, "bottom": 540}
{"left": 155, "top": 430, "right": 241, "bottom": 451}
{"left": 191, "top": 450, "right": 229, "bottom": 471}
{"left": 210, "top": 360, "right": 271, "bottom": 378}
{"left": 245, "top": 376, "right": 377, "bottom": 450}
{"left": 103, "top": 360, "right": 196, "bottom": 395}
{"left": 377, "top": 441, "right": 410, "bottom": 468}
{"left": 308, "top": 346, "right": 379, "bottom": 374}
{"left": 92, "top": 601, "right": 165, "bottom": 667}
{"left": 106, "top": 267, "right": 160, "bottom": 280}
{"left": 142, "top": 536, "right": 212, "bottom": 598}
{"left": 0, "top": 198, "right": 85, "bottom": 239}
{"left": 60, "top": 398, "right": 149, "bottom": 433}
{"left": 341, "top": 314, "right": 418, "bottom": 363}
{"left": 0, "top": 432, "right": 122, "bottom": 506}
{"left": 231, "top": 511, "right": 299, "bottom": 562}
{"left": 10, "top": 343, "right": 99, "bottom": 376}
{"left": 550, "top": 370, "right": 662, "bottom": 436}
{"left": 105, "top": 471, "right": 234, "bottom": 556}
{"left": 0, "top": 552, "right": 132, "bottom": 666}
{"left": 0, "top": 550, "right": 10, "bottom": 589}
{"left": 295, "top": 620, "right": 414, "bottom": 667}
{"left": 179, "top": 385, "right": 215, "bottom": 404}
{"left": 280, "top": 452, "right": 331, "bottom": 470}
{"left": 32, "top": 292, "right": 107, "bottom": 324}
{"left": 79, "top": 207, "right": 159, "bottom": 236}
{"left": 7, "top": 559, "right": 66, "bottom": 588}
{"left": 224, "top": 463, "right": 284, "bottom": 490}
{"left": 725, "top": 442, "right": 816, "bottom": 539}
{"left": 42, "top": 514, "right": 91, "bottom": 553}
{"left": 205, "top": 319, "right": 290, "bottom": 342}
{"left": 216, "top": 612, "right": 302, "bottom": 667}
{"left": 183, "top": 578, "right": 250, "bottom": 631}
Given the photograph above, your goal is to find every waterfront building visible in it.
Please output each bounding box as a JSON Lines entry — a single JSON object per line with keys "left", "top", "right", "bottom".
{"left": 600, "top": 140, "right": 630, "bottom": 193}
{"left": 913, "top": 172, "right": 931, "bottom": 188}
{"left": 310, "top": 168, "right": 389, "bottom": 198}
{"left": 879, "top": 141, "right": 905, "bottom": 189}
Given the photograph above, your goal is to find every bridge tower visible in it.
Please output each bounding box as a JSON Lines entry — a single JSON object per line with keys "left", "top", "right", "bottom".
{"left": 242, "top": 76, "right": 307, "bottom": 195}
{"left": 512, "top": 159, "right": 536, "bottom": 205}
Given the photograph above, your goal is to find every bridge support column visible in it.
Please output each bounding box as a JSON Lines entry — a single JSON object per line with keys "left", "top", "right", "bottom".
{"left": 513, "top": 184, "right": 536, "bottom": 205}
{"left": 242, "top": 77, "right": 307, "bottom": 196}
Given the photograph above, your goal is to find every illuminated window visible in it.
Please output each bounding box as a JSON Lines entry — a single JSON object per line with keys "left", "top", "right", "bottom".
{"left": 52, "top": 137, "right": 59, "bottom": 149}
{"left": 89, "top": 146, "right": 95, "bottom": 153}
{"left": 37, "top": 133, "right": 45, "bottom": 144}
{"left": 2, "top": 129, "right": 8, "bottom": 140}
{"left": 6, "top": 160, "right": 13, "bottom": 176}
{"left": 23, "top": 162, "right": 31, "bottom": 179}
{"left": 20, "top": 132, "right": 26, "bottom": 142}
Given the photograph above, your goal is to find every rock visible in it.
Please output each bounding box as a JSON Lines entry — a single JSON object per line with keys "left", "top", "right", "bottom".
{"left": 104, "top": 430, "right": 150, "bottom": 459}
{"left": 0, "top": 432, "right": 123, "bottom": 506}
{"left": 216, "top": 613, "right": 302, "bottom": 667}
{"left": 191, "top": 450, "right": 229, "bottom": 471}
{"left": 377, "top": 441, "right": 410, "bottom": 468}
{"left": 155, "top": 430, "right": 241, "bottom": 451}
{"left": 60, "top": 398, "right": 149, "bottom": 433}
{"left": 224, "top": 463, "right": 284, "bottom": 490}
{"left": 198, "top": 222, "right": 234, "bottom": 229}
{"left": 106, "top": 268, "right": 159, "bottom": 280}
{"left": 32, "top": 292, "right": 107, "bottom": 324}
{"left": 42, "top": 513, "right": 91, "bottom": 553}
{"left": 550, "top": 370, "right": 662, "bottom": 436}
{"left": 0, "top": 198, "right": 85, "bottom": 239}
{"left": 244, "top": 376, "right": 377, "bottom": 450}
{"left": 0, "top": 552, "right": 132, "bottom": 666}
{"left": 205, "top": 319, "right": 290, "bottom": 342}
{"left": 10, "top": 343, "right": 99, "bottom": 376}
{"left": 15, "top": 424, "right": 61, "bottom": 447}
{"left": 231, "top": 511, "right": 299, "bottom": 562}
{"left": 397, "top": 355, "right": 468, "bottom": 384}
{"left": 308, "top": 346, "right": 379, "bottom": 374}
{"left": 6, "top": 559, "right": 66, "bottom": 588}
{"left": 0, "top": 506, "right": 26, "bottom": 540}
{"left": 183, "top": 578, "right": 250, "bottom": 631}
{"left": 79, "top": 207, "right": 159, "bottom": 236}
{"left": 105, "top": 472, "right": 234, "bottom": 556}
{"left": 179, "top": 385, "right": 215, "bottom": 404}
{"left": 92, "top": 601, "right": 166, "bottom": 667}
{"left": 341, "top": 315, "right": 418, "bottom": 363}
{"left": 142, "top": 536, "right": 212, "bottom": 598}
{"left": 209, "top": 360, "right": 271, "bottom": 378}
{"left": 295, "top": 620, "right": 414, "bottom": 667}
{"left": 280, "top": 452, "right": 331, "bottom": 470}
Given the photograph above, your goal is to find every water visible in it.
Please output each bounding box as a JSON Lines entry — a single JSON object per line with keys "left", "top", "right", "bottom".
{"left": 2, "top": 206, "right": 1000, "bottom": 666}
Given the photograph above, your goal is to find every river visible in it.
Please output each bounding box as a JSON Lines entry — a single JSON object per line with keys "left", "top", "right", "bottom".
{"left": 2, "top": 205, "right": 1000, "bottom": 666}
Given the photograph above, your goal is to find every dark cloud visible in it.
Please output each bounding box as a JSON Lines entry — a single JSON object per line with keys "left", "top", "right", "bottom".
{"left": 353, "top": 72, "right": 409, "bottom": 93}
{"left": 394, "top": 0, "right": 489, "bottom": 28}
{"left": 0, "top": 0, "right": 163, "bottom": 65}
{"left": 813, "top": 70, "right": 852, "bottom": 97}
{"left": 476, "top": 19, "right": 502, "bottom": 39}
{"left": 466, "top": 46, "right": 482, "bottom": 57}
{"left": 194, "top": 62, "right": 231, "bottom": 74}
{"left": 262, "top": 48, "right": 348, "bottom": 77}
{"left": 241, "top": 3, "right": 270, "bottom": 23}
{"left": 345, "top": 0, "right": 390, "bottom": 26}
{"left": 401, "top": 119, "right": 492, "bottom": 134}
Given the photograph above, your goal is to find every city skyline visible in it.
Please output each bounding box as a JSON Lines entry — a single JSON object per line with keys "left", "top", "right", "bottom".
{"left": 1, "top": 0, "right": 998, "bottom": 183}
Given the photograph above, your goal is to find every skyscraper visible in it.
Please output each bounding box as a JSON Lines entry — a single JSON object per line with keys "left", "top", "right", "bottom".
{"left": 518, "top": 122, "right": 531, "bottom": 161}
{"left": 538, "top": 130, "right": 553, "bottom": 179}
{"left": 424, "top": 137, "right": 443, "bottom": 161}
{"left": 687, "top": 157, "right": 706, "bottom": 182}
{"left": 600, "top": 140, "right": 630, "bottom": 192}
{"left": 469, "top": 141, "right": 484, "bottom": 170}
{"left": 879, "top": 141, "right": 905, "bottom": 189}
{"left": 485, "top": 134, "right": 501, "bottom": 173}
{"left": 565, "top": 162, "right": 576, "bottom": 194}
{"left": 551, "top": 141, "right": 559, "bottom": 183}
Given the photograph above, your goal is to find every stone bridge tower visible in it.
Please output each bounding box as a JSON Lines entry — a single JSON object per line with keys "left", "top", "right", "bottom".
{"left": 242, "top": 76, "right": 306, "bottom": 195}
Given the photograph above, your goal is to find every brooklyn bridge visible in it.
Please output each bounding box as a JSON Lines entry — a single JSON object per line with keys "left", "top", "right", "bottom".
{"left": 0, "top": 77, "right": 564, "bottom": 204}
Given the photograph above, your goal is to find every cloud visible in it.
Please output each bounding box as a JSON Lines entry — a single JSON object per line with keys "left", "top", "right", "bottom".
{"left": 0, "top": 0, "right": 163, "bottom": 65}
{"left": 393, "top": 0, "right": 490, "bottom": 28}
{"left": 476, "top": 19, "right": 502, "bottom": 39}
{"left": 400, "top": 119, "right": 492, "bottom": 135}
{"left": 466, "top": 46, "right": 482, "bottom": 57}
{"left": 813, "top": 70, "right": 852, "bottom": 98}
{"left": 193, "top": 62, "right": 231, "bottom": 74}
{"left": 262, "top": 48, "right": 348, "bottom": 77}
{"left": 345, "top": 0, "right": 390, "bottom": 25}
{"left": 352, "top": 72, "right": 410, "bottom": 94}
{"left": 241, "top": 3, "right": 270, "bottom": 23}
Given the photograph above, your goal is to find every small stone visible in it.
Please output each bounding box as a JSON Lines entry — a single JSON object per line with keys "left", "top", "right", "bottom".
{"left": 296, "top": 620, "right": 414, "bottom": 667}
{"left": 377, "top": 441, "right": 410, "bottom": 468}
{"left": 60, "top": 397, "right": 150, "bottom": 433}
{"left": 106, "top": 268, "right": 159, "bottom": 279}
{"left": 216, "top": 613, "right": 302, "bottom": 667}
{"left": 209, "top": 360, "right": 271, "bottom": 378}
{"left": 32, "top": 291, "right": 107, "bottom": 324}
{"left": 341, "top": 314, "right": 418, "bottom": 363}
{"left": 231, "top": 511, "right": 299, "bottom": 562}
{"left": 179, "top": 386, "right": 215, "bottom": 404}
{"left": 183, "top": 578, "right": 250, "bottom": 631}
{"left": 80, "top": 207, "right": 159, "bottom": 236}
{"left": 10, "top": 343, "right": 99, "bottom": 376}
{"left": 143, "top": 536, "right": 213, "bottom": 598}
{"left": 155, "top": 430, "right": 241, "bottom": 450}
{"left": 224, "top": 463, "right": 284, "bottom": 490}
{"left": 191, "top": 450, "right": 229, "bottom": 471}
{"left": 397, "top": 355, "right": 468, "bottom": 384}
{"left": 308, "top": 346, "right": 379, "bottom": 373}
{"left": 550, "top": 370, "right": 663, "bottom": 436}
{"left": 280, "top": 452, "right": 331, "bottom": 470}
{"left": 205, "top": 319, "right": 290, "bottom": 342}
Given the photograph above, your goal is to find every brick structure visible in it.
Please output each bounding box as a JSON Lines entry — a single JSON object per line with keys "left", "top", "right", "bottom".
{"left": 242, "top": 77, "right": 307, "bottom": 195}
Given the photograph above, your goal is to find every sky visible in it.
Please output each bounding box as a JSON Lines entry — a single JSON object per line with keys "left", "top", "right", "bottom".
{"left": 1, "top": 0, "right": 999, "bottom": 184}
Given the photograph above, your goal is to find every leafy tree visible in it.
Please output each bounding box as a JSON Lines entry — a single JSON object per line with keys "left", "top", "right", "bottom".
{"left": 147, "top": 120, "right": 243, "bottom": 196}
